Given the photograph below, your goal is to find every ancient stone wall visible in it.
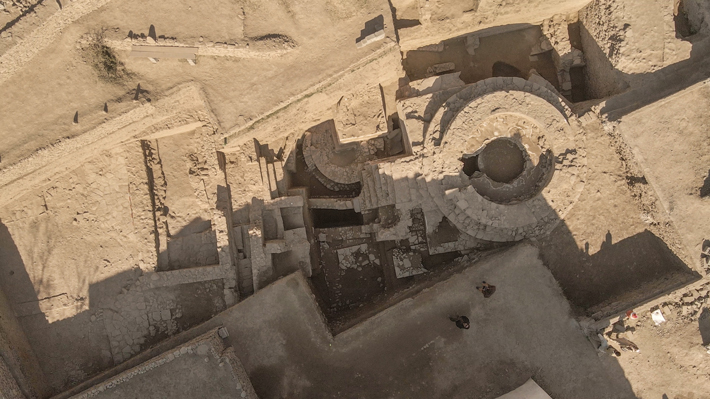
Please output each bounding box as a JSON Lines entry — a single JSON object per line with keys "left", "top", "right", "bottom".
{"left": 577, "top": 0, "right": 630, "bottom": 98}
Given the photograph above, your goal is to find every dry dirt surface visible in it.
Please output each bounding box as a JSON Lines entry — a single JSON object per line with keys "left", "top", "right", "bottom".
{"left": 1, "top": 0, "right": 710, "bottom": 398}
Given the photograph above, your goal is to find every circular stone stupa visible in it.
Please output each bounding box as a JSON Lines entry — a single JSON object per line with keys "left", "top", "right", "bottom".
{"left": 421, "top": 77, "right": 587, "bottom": 242}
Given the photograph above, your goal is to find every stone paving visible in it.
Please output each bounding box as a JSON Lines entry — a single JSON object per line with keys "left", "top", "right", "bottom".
{"left": 336, "top": 244, "right": 374, "bottom": 271}
{"left": 392, "top": 249, "right": 425, "bottom": 278}
{"left": 100, "top": 266, "right": 229, "bottom": 364}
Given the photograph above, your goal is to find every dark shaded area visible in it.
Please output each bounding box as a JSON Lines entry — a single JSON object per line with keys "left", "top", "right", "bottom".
{"left": 253, "top": 138, "right": 287, "bottom": 199}
{"left": 306, "top": 203, "right": 504, "bottom": 334}
{"left": 674, "top": 0, "right": 696, "bottom": 39}
{"left": 477, "top": 138, "right": 525, "bottom": 183}
{"left": 700, "top": 169, "right": 710, "bottom": 198}
{"left": 625, "top": 174, "right": 648, "bottom": 186}
{"left": 461, "top": 154, "right": 480, "bottom": 177}
{"left": 427, "top": 217, "right": 460, "bottom": 248}
{"left": 576, "top": 22, "right": 629, "bottom": 101}
{"left": 0, "top": 233, "right": 228, "bottom": 397}
{"left": 538, "top": 228, "right": 700, "bottom": 317}
{"left": 312, "top": 209, "right": 363, "bottom": 228}
{"left": 394, "top": 19, "right": 421, "bottom": 30}
{"left": 133, "top": 83, "right": 150, "bottom": 101}
{"left": 567, "top": 21, "right": 583, "bottom": 50}
{"left": 49, "top": 186, "right": 238, "bottom": 397}
{"left": 699, "top": 308, "right": 710, "bottom": 345}
{"left": 0, "top": 221, "right": 134, "bottom": 395}
{"left": 569, "top": 66, "right": 587, "bottom": 102}
{"left": 271, "top": 251, "right": 301, "bottom": 279}
{"left": 403, "top": 22, "right": 597, "bottom": 103}
{"left": 356, "top": 14, "right": 384, "bottom": 44}
{"left": 492, "top": 61, "right": 524, "bottom": 78}
{"left": 148, "top": 24, "right": 157, "bottom": 41}
{"left": 309, "top": 227, "right": 386, "bottom": 320}
{"left": 0, "top": 220, "right": 50, "bottom": 398}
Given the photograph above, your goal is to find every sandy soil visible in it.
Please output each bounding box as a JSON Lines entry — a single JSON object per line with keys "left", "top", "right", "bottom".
{"left": 0, "top": 0, "right": 394, "bottom": 166}
{"left": 608, "top": 309, "right": 710, "bottom": 399}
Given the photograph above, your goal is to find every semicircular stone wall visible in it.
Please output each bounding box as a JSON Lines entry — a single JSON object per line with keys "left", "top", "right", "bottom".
{"left": 420, "top": 77, "right": 587, "bottom": 242}
{"left": 302, "top": 128, "right": 372, "bottom": 192}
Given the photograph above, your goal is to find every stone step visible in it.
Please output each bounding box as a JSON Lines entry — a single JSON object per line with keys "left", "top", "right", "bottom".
{"left": 360, "top": 165, "right": 379, "bottom": 210}
{"left": 378, "top": 166, "right": 391, "bottom": 205}
{"left": 416, "top": 175, "right": 431, "bottom": 202}
{"left": 408, "top": 176, "right": 423, "bottom": 202}
{"left": 382, "top": 164, "right": 396, "bottom": 205}
{"left": 368, "top": 165, "right": 379, "bottom": 209}
{"left": 392, "top": 170, "right": 412, "bottom": 204}
{"left": 359, "top": 169, "right": 371, "bottom": 209}
{"left": 359, "top": 168, "right": 370, "bottom": 209}
{"left": 381, "top": 163, "right": 392, "bottom": 203}
{"left": 372, "top": 164, "right": 384, "bottom": 205}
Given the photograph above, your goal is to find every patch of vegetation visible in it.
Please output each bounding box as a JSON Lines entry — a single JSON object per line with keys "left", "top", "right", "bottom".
{"left": 82, "top": 29, "right": 130, "bottom": 83}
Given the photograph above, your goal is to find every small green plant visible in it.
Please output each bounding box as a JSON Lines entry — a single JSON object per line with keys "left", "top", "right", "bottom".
{"left": 83, "top": 29, "right": 130, "bottom": 83}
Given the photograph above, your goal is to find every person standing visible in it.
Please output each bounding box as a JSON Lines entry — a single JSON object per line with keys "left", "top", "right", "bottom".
{"left": 449, "top": 315, "right": 470, "bottom": 329}
{"left": 476, "top": 281, "right": 496, "bottom": 298}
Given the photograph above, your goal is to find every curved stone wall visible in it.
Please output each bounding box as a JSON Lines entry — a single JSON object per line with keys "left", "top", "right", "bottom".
{"left": 420, "top": 77, "right": 587, "bottom": 242}
{"left": 302, "top": 124, "right": 378, "bottom": 192}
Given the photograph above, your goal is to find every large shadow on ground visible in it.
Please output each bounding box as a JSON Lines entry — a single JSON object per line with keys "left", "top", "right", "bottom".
{"left": 699, "top": 308, "right": 710, "bottom": 346}
{"left": 1, "top": 220, "right": 142, "bottom": 396}
{"left": 575, "top": 9, "right": 710, "bottom": 120}
{"left": 0, "top": 219, "right": 50, "bottom": 398}
{"left": 538, "top": 226, "right": 700, "bottom": 317}
{"left": 0, "top": 199, "right": 230, "bottom": 398}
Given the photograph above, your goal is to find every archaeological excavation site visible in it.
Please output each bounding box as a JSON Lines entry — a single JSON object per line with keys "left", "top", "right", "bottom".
{"left": 2, "top": 0, "right": 710, "bottom": 398}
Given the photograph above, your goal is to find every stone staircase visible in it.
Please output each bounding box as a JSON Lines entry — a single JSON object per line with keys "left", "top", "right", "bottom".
{"left": 359, "top": 160, "right": 437, "bottom": 212}
{"left": 358, "top": 163, "right": 396, "bottom": 210}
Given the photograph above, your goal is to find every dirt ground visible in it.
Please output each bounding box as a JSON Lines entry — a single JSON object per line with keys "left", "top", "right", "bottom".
{"left": 606, "top": 308, "right": 710, "bottom": 399}
{"left": 2, "top": 0, "right": 710, "bottom": 398}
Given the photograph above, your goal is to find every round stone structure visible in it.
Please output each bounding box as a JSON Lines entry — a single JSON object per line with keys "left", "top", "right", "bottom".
{"left": 302, "top": 122, "right": 374, "bottom": 192}
{"left": 421, "top": 77, "right": 587, "bottom": 242}
{"left": 475, "top": 137, "right": 526, "bottom": 184}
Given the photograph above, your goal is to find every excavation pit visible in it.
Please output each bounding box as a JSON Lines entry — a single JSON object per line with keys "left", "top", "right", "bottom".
{"left": 477, "top": 138, "right": 526, "bottom": 183}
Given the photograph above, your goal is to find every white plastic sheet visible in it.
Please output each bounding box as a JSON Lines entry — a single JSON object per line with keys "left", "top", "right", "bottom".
{"left": 651, "top": 309, "right": 666, "bottom": 325}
